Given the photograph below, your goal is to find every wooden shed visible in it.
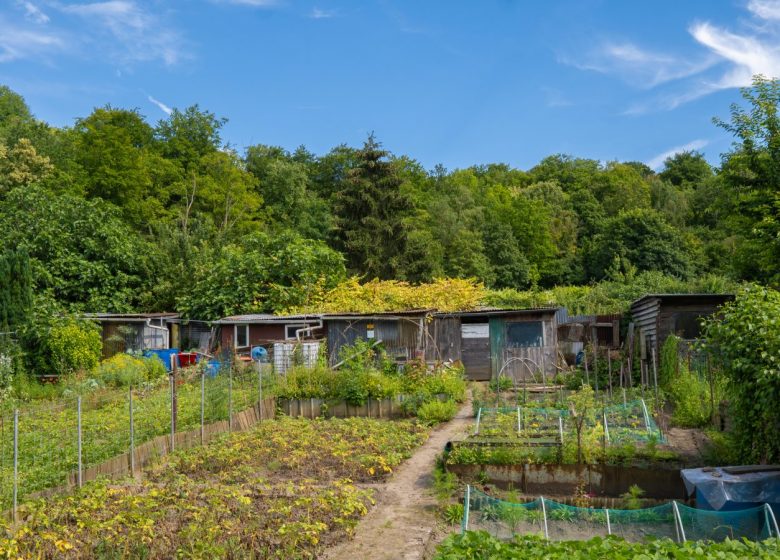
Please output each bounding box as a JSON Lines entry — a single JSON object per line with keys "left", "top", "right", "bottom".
{"left": 84, "top": 313, "right": 179, "bottom": 359}
{"left": 322, "top": 310, "right": 432, "bottom": 366}
{"left": 434, "top": 308, "right": 560, "bottom": 382}
{"left": 630, "top": 294, "right": 734, "bottom": 362}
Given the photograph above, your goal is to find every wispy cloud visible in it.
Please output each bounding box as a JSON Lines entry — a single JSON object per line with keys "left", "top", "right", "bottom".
{"left": 561, "top": 41, "right": 716, "bottom": 89}
{"left": 0, "top": 21, "right": 64, "bottom": 62}
{"left": 646, "top": 139, "right": 709, "bottom": 170}
{"left": 563, "top": 1, "right": 780, "bottom": 112}
{"left": 689, "top": 21, "right": 780, "bottom": 89}
{"left": 309, "top": 7, "right": 335, "bottom": 19}
{"left": 16, "top": 1, "right": 50, "bottom": 24}
{"left": 59, "top": 1, "right": 184, "bottom": 65}
{"left": 747, "top": 0, "right": 780, "bottom": 20}
{"left": 147, "top": 95, "right": 172, "bottom": 115}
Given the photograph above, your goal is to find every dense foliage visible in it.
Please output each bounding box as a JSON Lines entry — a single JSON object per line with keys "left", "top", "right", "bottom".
{"left": 0, "top": 76, "right": 778, "bottom": 381}
{"left": 434, "top": 532, "right": 780, "bottom": 560}
{"left": 701, "top": 285, "right": 780, "bottom": 463}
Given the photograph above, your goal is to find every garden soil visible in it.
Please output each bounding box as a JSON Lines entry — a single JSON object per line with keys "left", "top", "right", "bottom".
{"left": 321, "top": 400, "right": 472, "bottom": 560}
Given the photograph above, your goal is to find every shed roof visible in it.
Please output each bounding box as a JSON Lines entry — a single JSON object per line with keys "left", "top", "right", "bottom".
{"left": 630, "top": 293, "right": 734, "bottom": 309}
{"left": 322, "top": 309, "right": 434, "bottom": 321}
{"left": 214, "top": 313, "right": 322, "bottom": 324}
{"left": 83, "top": 312, "right": 179, "bottom": 322}
{"left": 435, "top": 307, "right": 560, "bottom": 318}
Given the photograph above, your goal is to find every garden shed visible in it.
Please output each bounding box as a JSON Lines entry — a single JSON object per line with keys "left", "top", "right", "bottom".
{"left": 322, "top": 310, "right": 432, "bottom": 366}
{"left": 84, "top": 313, "right": 180, "bottom": 359}
{"left": 630, "top": 294, "right": 734, "bottom": 362}
{"left": 434, "top": 308, "right": 560, "bottom": 382}
{"left": 214, "top": 313, "right": 324, "bottom": 352}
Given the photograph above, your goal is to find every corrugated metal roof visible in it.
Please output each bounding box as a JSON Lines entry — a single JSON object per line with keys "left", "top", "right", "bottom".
{"left": 322, "top": 309, "right": 434, "bottom": 320}
{"left": 215, "top": 313, "right": 321, "bottom": 324}
{"left": 435, "top": 307, "right": 561, "bottom": 318}
{"left": 630, "top": 293, "right": 734, "bottom": 308}
{"left": 83, "top": 312, "right": 179, "bottom": 321}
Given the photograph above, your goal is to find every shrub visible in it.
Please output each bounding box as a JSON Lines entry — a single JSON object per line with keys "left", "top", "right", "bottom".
{"left": 47, "top": 320, "right": 102, "bottom": 376}
{"left": 489, "top": 375, "right": 513, "bottom": 392}
{"left": 417, "top": 399, "right": 458, "bottom": 425}
{"left": 96, "top": 353, "right": 166, "bottom": 388}
{"left": 701, "top": 285, "right": 780, "bottom": 463}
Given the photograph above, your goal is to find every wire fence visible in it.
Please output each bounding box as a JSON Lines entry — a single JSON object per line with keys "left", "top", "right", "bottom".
{"left": 462, "top": 486, "right": 779, "bottom": 543}
{"left": 0, "top": 364, "right": 274, "bottom": 520}
{"left": 473, "top": 398, "right": 664, "bottom": 447}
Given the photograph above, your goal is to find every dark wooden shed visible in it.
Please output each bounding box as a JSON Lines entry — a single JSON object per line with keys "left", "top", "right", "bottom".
{"left": 630, "top": 294, "right": 734, "bottom": 362}
{"left": 434, "top": 308, "right": 560, "bottom": 382}
{"left": 323, "top": 310, "right": 431, "bottom": 366}
{"left": 84, "top": 313, "right": 179, "bottom": 359}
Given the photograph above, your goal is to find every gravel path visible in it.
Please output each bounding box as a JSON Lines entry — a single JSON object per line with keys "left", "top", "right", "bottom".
{"left": 322, "top": 401, "right": 472, "bottom": 560}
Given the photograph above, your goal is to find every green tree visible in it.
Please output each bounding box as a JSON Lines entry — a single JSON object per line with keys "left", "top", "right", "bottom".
{"left": 0, "top": 186, "right": 152, "bottom": 310}
{"left": 659, "top": 150, "right": 713, "bottom": 188}
{"left": 245, "top": 144, "right": 332, "bottom": 239}
{"left": 0, "top": 248, "right": 33, "bottom": 330}
{"left": 333, "top": 135, "right": 414, "bottom": 279}
{"left": 74, "top": 107, "right": 175, "bottom": 225}
{"left": 0, "top": 138, "right": 53, "bottom": 194}
{"left": 155, "top": 105, "right": 226, "bottom": 172}
{"left": 714, "top": 76, "right": 780, "bottom": 283}
{"left": 177, "top": 231, "right": 345, "bottom": 320}
{"left": 587, "top": 208, "right": 693, "bottom": 279}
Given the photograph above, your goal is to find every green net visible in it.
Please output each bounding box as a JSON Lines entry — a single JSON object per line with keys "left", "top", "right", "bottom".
{"left": 676, "top": 502, "right": 774, "bottom": 542}
{"left": 462, "top": 487, "right": 778, "bottom": 543}
{"left": 603, "top": 399, "right": 665, "bottom": 444}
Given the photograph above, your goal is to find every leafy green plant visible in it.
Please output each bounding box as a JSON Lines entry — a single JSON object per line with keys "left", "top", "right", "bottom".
{"left": 417, "top": 399, "right": 458, "bottom": 425}
{"left": 621, "top": 484, "right": 644, "bottom": 510}
{"left": 435, "top": 531, "right": 780, "bottom": 559}
{"left": 441, "top": 503, "right": 465, "bottom": 526}
{"left": 489, "top": 375, "right": 513, "bottom": 392}
{"left": 432, "top": 466, "right": 459, "bottom": 503}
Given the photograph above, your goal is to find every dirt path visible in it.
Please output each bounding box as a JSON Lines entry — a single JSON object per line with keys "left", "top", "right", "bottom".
{"left": 322, "top": 401, "right": 472, "bottom": 560}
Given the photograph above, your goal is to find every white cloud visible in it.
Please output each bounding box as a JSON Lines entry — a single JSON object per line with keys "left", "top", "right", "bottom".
{"left": 0, "top": 23, "right": 64, "bottom": 62}
{"left": 747, "top": 0, "right": 780, "bottom": 20}
{"left": 646, "top": 139, "right": 709, "bottom": 170}
{"left": 562, "top": 41, "right": 715, "bottom": 89}
{"left": 563, "top": 1, "right": 780, "bottom": 112}
{"left": 147, "top": 95, "right": 172, "bottom": 115}
{"left": 689, "top": 21, "right": 780, "bottom": 89}
{"left": 309, "top": 8, "right": 335, "bottom": 19}
{"left": 16, "top": 1, "right": 50, "bottom": 24}
{"left": 60, "top": 1, "right": 183, "bottom": 65}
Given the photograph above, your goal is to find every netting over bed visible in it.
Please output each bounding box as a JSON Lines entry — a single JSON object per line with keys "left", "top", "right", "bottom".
{"left": 462, "top": 486, "right": 779, "bottom": 543}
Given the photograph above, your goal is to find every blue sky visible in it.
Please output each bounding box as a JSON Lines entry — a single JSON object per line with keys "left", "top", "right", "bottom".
{"left": 2, "top": 1, "right": 779, "bottom": 171}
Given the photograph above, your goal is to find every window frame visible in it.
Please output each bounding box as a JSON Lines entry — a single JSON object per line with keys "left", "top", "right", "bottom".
{"left": 505, "top": 320, "right": 544, "bottom": 348}
{"left": 234, "top": 324, "right": 250, "bottom": 348}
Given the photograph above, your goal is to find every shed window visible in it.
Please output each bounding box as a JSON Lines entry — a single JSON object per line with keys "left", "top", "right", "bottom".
{"left": 286, "top": 325, "right": 303, "bottom": 340}
{"left": 234, "top": 324, "right": 249, "bottom": 348}
{"left": 506, "top": 321, "right": 543, "bottom": 347}
{"left": 674, "top": 312, "right": 704, "bottom": 339}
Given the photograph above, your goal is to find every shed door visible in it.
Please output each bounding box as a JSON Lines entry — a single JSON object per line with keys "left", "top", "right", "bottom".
{"left": 461, "top": 323, "right": 490, "bottom": 381}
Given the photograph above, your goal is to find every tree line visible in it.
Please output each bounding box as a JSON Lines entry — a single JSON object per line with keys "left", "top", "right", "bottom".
{"left": 0, "top": 76, "right": 779, "bottom": 326}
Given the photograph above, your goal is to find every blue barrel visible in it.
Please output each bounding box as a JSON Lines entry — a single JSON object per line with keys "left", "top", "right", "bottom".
{"left": 144, "top": 348, "right": 180, "bottom": 371}
{"left": 206, "top": 360, "right": 221, "bottom": 378}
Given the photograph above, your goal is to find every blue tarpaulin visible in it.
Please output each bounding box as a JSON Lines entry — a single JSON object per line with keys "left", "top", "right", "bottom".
{"left": 681, "top": 466, "right": 780, "bottom": 512}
